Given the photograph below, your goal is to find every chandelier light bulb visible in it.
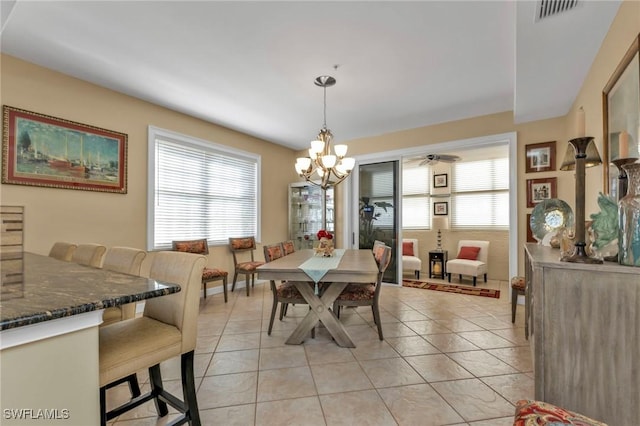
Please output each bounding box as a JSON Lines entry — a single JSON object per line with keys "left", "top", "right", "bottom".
{"left": 311, "top": 140, "right": 325, "bottom": 154}
{"left": 334, "top": 144, "right": 348, "bottom": 157}
{"left": 342, "top": 157, "right": 355, "bottom": 171}
{"left": 322, "top": 155, "right": 337, "bottom": 168}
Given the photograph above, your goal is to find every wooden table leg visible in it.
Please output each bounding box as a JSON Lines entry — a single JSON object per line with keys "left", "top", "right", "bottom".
{"left": 285, "top": 282, "right": 356, "bottom": 348}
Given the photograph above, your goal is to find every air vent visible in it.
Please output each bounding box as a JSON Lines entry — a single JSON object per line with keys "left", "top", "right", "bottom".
{"left": 535, "top": 0, "right": 581, "bottom": 22}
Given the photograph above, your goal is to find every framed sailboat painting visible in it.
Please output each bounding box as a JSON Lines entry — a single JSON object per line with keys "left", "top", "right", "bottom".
{"left": 2, "top": 106, "right": 127, "bottom": 193}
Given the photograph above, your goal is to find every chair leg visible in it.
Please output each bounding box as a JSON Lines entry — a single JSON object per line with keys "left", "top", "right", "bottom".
{"left": 473, "top": 276, "right": 477, "bottom": 286}
{"left": 268, "top": 297, "right": 278, "bottom": 335}
{"left": 279, "top": 302, "right": 287, "bottom": 320}
{"left": 484, "top": 273, "right": 487, "bottom": 282}
{"left": 180, "top": 351, "right": 201, "bottom": 426}
{"left": 414, "top": 270, "right": 419, "bottom": 279}
{"left": 223, "top": 276, "right": 228, "bottom": 303}
{"left": 246, "top": 274, "right": 250, "bottom": 296}
{"left": 203, "top": 281, "right": 207, "bottom": 299}
{"left": 447, "top": 273, "right": 451, "bottom": 282}
{"left": 231, "top": 272, "right": 238, "bottom": 292}
{"left": 126, "top": 373, "right": 141, "bottom": 398}
{"left": 372, "top": 304, "right": 384, "bottom": 341}
{"left": 511, "top": 288, "right": 518, "bottom": 323}
{"left": 148, "top": 364, "right": 169, "bottom": 417}
{"left": 100, "top": 387, "right": 107, "bottom": 426}
{"left": 459, "top": 274, "right": 462, "bottom": 282}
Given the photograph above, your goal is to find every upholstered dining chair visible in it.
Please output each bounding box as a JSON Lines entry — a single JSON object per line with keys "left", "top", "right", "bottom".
{"left": 99, "top": 251, "right": 206, "bottom": 426}
{"left": 101, "top": 247, "right": 147, "bottom": 326}
{"left": 281, "top": 240, "right": 296, "bottom": 256}
{"left": 48, "top": 242, "right": 77, "bottom": 261}
{"left": 229, "top": 236, "right": 264, "bottom": 296}
{"left": 71, "top": 243, "right": 107, "bottom": 267}
{"left": 333, "top": 244, "right": 392, "bottom": 340}
{"left": 263, "top": 243, "right": 314, "bottom": 337}
{"left": 172, "top": 238, "right": 229, "bottom": 303}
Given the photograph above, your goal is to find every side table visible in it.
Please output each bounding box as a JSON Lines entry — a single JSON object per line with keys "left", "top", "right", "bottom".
{"left": 429, "top": 250, "right": 448, "bottom": 279}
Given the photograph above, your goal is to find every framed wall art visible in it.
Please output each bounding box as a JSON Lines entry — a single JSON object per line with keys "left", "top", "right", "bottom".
{"left": 525, "top": 141, "right": 556, "bottom": 173}
{"left": 526, "top": 177, "right": 557, "bottom": 208}
{"left": 433, "top": 173, "right": 448, "bottom": 188}
{"left": 602, "top": 32, "right": 639, "bottom": 196}
{"left": 433, "top": 201, "right": 448, "bottom": 216}
{"left": 2, "top": 106, "right": 128, "bottom": 193}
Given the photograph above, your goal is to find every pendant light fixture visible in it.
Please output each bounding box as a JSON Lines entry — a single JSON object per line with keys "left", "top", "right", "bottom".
{"left": 294, "top": 75, "right": 355, "bottom": 190}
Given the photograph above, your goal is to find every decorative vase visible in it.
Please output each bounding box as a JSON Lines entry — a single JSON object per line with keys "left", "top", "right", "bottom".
{"left": 618, "top": 163, "right": 640, "bottom": 266}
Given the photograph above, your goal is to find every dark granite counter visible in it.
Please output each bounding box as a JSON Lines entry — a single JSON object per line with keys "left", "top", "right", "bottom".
{"left": 0, "top": 252, "right": 180, "bottom": 331}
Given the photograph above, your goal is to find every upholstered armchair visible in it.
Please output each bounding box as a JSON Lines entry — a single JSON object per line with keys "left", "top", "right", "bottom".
{"left": 402, "top": 238, "right": 422, "bottom": 279}
{"left": 446, "top": 240, "right": 490, "bottom": 286}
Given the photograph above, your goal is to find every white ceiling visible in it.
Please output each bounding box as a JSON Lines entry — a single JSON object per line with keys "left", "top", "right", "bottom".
{"left": 0, "top": 1, "right": 621, "bottom": 151}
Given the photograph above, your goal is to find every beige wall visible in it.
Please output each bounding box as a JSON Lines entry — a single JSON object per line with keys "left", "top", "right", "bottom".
{"left": 0, "top": 54, "right": 299, "bottom": 274}
{"left": 1, "top": 0, "right": 637, "bottom": 278}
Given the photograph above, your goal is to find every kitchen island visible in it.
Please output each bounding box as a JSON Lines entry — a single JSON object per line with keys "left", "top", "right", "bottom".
{"left": 0, "top": 252, "right": 180, "bottom": 426}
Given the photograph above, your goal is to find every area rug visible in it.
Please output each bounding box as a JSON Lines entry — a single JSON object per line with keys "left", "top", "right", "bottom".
{"left": 402, "top": 279, "right": 501, "bottom": 299}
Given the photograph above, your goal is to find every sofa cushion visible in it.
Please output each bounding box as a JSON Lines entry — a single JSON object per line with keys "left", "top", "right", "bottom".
{"left": 457, "top": 246, "right": 480, "bottom": 260}
{"left": 402, "top": 241, "right": 414, "bottom": 256}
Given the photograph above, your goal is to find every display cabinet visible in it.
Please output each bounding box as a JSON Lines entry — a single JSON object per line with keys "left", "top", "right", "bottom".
{"left": 288, "top": 183, "right": 334, "bottom": 250}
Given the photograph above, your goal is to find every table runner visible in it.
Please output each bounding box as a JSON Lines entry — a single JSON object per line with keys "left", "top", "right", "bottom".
{"left": 298, "top": 249, "right": 345, "bottom": 293}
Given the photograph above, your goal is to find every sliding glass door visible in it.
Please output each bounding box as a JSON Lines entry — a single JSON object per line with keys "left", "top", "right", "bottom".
{"left": 358, "top": 161, "right": 399, "bottom": 283}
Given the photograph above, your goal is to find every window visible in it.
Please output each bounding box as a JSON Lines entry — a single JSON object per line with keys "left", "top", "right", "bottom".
{"left": 450, "top": 158, "right": 509, "bottom": 229}
{"left": 402, "top": 163, "right": 431, "bottom": 228}
{"left": 147, "top": 126, "right": 260, "bottom": 250}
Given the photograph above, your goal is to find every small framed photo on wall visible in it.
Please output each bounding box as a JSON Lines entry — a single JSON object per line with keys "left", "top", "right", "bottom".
{"left": 526, "top": 177, "right": 557, "bottom": 208}
{"left": 433, "top": 173, "right": 448, "bottom": 188}
{"left": 525, "top": 141, "right": 556, "bottom": 173}
{"left": 433, "top": 201, "right": 448, "bottom": 216}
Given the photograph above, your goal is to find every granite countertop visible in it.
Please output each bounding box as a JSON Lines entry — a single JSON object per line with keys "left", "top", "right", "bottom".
{"left": 0, "top": 252, "right": 180, "bottom": 331}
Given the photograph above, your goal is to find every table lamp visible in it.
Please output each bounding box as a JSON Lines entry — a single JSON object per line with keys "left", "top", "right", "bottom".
{"left": 432, "top": 216, "right": 449, "bottom": 251}
{"left": 559, "top": 136, "right": 603, "bottom": 264}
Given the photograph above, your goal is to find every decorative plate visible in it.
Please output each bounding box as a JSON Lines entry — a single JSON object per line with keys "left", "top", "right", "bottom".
{"left": 530, "top": 199, "right": 574, "bottom": 241}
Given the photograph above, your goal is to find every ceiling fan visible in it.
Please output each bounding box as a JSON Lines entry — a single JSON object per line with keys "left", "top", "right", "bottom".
{"left": 407, "top": 154, "right": 461, "bottom": 166}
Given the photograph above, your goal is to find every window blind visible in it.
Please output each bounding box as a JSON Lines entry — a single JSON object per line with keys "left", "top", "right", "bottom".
{"left": 149, "top": 130, "right": 259, "bottom": 249}
{"left": 402, "top": 164, "right": 431, "bottom": 228}
{"left": 451, "top": 158, "right": 509, "bottom": 230}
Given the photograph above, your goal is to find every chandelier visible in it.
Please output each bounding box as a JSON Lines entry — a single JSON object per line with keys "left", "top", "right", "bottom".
{"left": 294, "top": 75, "right": 355, "bottom": 190}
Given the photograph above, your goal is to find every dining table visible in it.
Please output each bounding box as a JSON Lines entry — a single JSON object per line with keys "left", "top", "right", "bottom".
{"left": 0, "top": 252, "right": 181, "bottom": 425}
{"left": 257, "top": 248, "right": 378, "bottom": 348}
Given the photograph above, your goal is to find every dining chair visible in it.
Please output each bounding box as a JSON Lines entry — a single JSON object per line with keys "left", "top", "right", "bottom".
{"left": 101, "top": 247, "right": 147, "bottom": 326}
{"left": 48, "top": 242, "right": 77, "bottom": 261}
{"left": 172, "top": 238, "right": 229, "bottom": 303}
{"left": 99, "top": 251, "right": 206, "bottom": 426}
{"left": 229, "top": 236, "right": 264, "bottom": 296}
{"left": 71, "top": 243, "right": 107, "bottom": 267}
{"left": 100, "top": 246, "right": 147, "bottom": 402}
{"left": 263, "top": 243, "right": 314, "bottom": 337}
{"left": 282, "top": 240, "right": 296, "bottom": 255}
{"left": 333, "top": 244, "right": 392, "bottom": 340}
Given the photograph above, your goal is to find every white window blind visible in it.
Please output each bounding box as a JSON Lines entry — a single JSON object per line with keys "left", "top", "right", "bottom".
{"left": 148, "top": 127, "right": 260, "bottom": 249}
{"left": 451, "top": 158, "right": 509, "bottom": 230}
{"left": 402, "top": 164, "right": 431, "bottom": 228}
{"left": 368, "top": 168, "right": 395, "bottom": 228}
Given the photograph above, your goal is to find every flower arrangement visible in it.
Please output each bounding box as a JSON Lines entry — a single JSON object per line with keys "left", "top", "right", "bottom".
{"left": 315, "top": 229, "right": 334, "bottom": 256}
{"left": 317, "top": 229, "right": 333, "bottom": 240}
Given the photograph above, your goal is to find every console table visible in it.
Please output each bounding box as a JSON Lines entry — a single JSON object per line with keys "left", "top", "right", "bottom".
{"left": 428, "top": 250, "right": 447, "bottom": 279}
{"left": 525, "top": 244, "right": 639, "bottom": 425}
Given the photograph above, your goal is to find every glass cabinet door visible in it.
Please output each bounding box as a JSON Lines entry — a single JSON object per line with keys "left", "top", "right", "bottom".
{"left": 289, "top": 183, "right": 334, "bottom": 250}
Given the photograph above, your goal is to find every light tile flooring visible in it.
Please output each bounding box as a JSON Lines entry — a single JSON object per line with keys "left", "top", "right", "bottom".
{"left": 106, "top": 277, "right": 533, "bottom": 425}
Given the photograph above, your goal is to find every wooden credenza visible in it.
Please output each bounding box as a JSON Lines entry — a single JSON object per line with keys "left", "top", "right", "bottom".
{"left": 525, "top": 243, "right": 639, "bottom": 425}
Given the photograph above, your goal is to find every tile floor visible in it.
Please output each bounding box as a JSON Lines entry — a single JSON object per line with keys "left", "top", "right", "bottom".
{"left": 106, "top": 276, "right": 533, "bottom": 425}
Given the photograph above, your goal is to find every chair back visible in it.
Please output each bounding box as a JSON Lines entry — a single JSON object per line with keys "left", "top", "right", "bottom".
{"left": 282, "top": 240, "right": 295, "bottom": 256}
{"left": 229, "top": 236, "right": 257, "bottom": 264}
{"left": 373, "top": 240, "right": 385, "bottom": 253}
{"left": 374, "top": 245, "right": 393, "bottom": 277}
{"left": 49, "top": 242, "right": 77, "bottom": 261}
{"left": 456, "top": 240, "right": 490, "bottom": 264}
{"left": 263, "top": 243, "right": 285, "bottom": 263}
{"left": 172, "top": 239, "right": 209, "bottom": 255}
{"left": 102, "top": 247, "right": 147, "bottom": 275}
{"left": 72, "top": 243, "right": 107, "bottom": 267}
{"left": 143, "top": 251, "right": 206, "bottom": 353}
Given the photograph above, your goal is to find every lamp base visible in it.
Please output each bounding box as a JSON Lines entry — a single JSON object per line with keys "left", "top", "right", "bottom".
{"left": 560, "top": 243, "right": 603, "bottom": 264}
